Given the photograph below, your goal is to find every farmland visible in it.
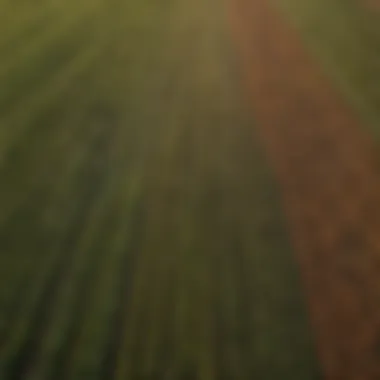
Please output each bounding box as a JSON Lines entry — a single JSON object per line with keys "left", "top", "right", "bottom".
{"left": 0, "top": 0, "right": 320, "bottom": 379}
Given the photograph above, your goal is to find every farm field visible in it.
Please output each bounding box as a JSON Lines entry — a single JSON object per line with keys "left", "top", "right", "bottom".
{"left": 0, "top": 0, "right": 321, "bottom": 379}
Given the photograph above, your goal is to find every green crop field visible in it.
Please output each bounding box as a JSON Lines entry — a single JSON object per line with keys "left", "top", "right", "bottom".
{"left": 0, "top": 0, "right": 320, "bottom": 379}
{"left": 272, "top": 0, "right": 380, "bottom": 137}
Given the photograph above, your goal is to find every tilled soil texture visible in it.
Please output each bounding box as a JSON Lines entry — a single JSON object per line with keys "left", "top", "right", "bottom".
{"left": 230, "top": 0, "right": 380, "bottom": 378}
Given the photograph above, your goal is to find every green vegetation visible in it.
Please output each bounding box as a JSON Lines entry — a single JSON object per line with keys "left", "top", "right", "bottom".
{"left": 272, "top": 0, "right": 380, "bottom": 137}
{"left": 0, "top": 0, "right": 319, "bottom": 378}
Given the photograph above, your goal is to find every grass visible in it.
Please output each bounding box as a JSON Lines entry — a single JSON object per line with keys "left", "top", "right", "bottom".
{"left": 271, "top": 0, "right": 380, "bottom": 138}
{"left": 0, "top": 0, "right": 320, "bottom": 378}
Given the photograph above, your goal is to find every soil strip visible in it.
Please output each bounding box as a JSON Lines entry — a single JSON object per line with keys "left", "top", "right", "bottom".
{"left": 230, "top": 0, "right": 380, "bottom": 378}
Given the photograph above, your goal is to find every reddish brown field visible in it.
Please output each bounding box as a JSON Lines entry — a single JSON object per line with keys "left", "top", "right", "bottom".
{"left": 230, "top": 0, "right": 380, "bottom": 378}
{"left": 365, "top": 0, "right": 380, "bottom": 11}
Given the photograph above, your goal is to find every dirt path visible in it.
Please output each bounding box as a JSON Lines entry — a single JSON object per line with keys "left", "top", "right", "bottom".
{"left": 230, "top": 0, "right": 380, "bottom": 378}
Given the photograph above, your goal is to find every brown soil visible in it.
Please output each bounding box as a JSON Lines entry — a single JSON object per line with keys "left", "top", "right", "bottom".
{"left": 365, "top": 0, "right": 380, "bottom": 11}
{"left": 229, "top": 0, "right": 380, "bottom": 378}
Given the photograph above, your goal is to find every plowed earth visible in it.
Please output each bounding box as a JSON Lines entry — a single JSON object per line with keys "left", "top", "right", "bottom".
{"left": 230, "top": 0, "right": 380, "bottom": 378}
